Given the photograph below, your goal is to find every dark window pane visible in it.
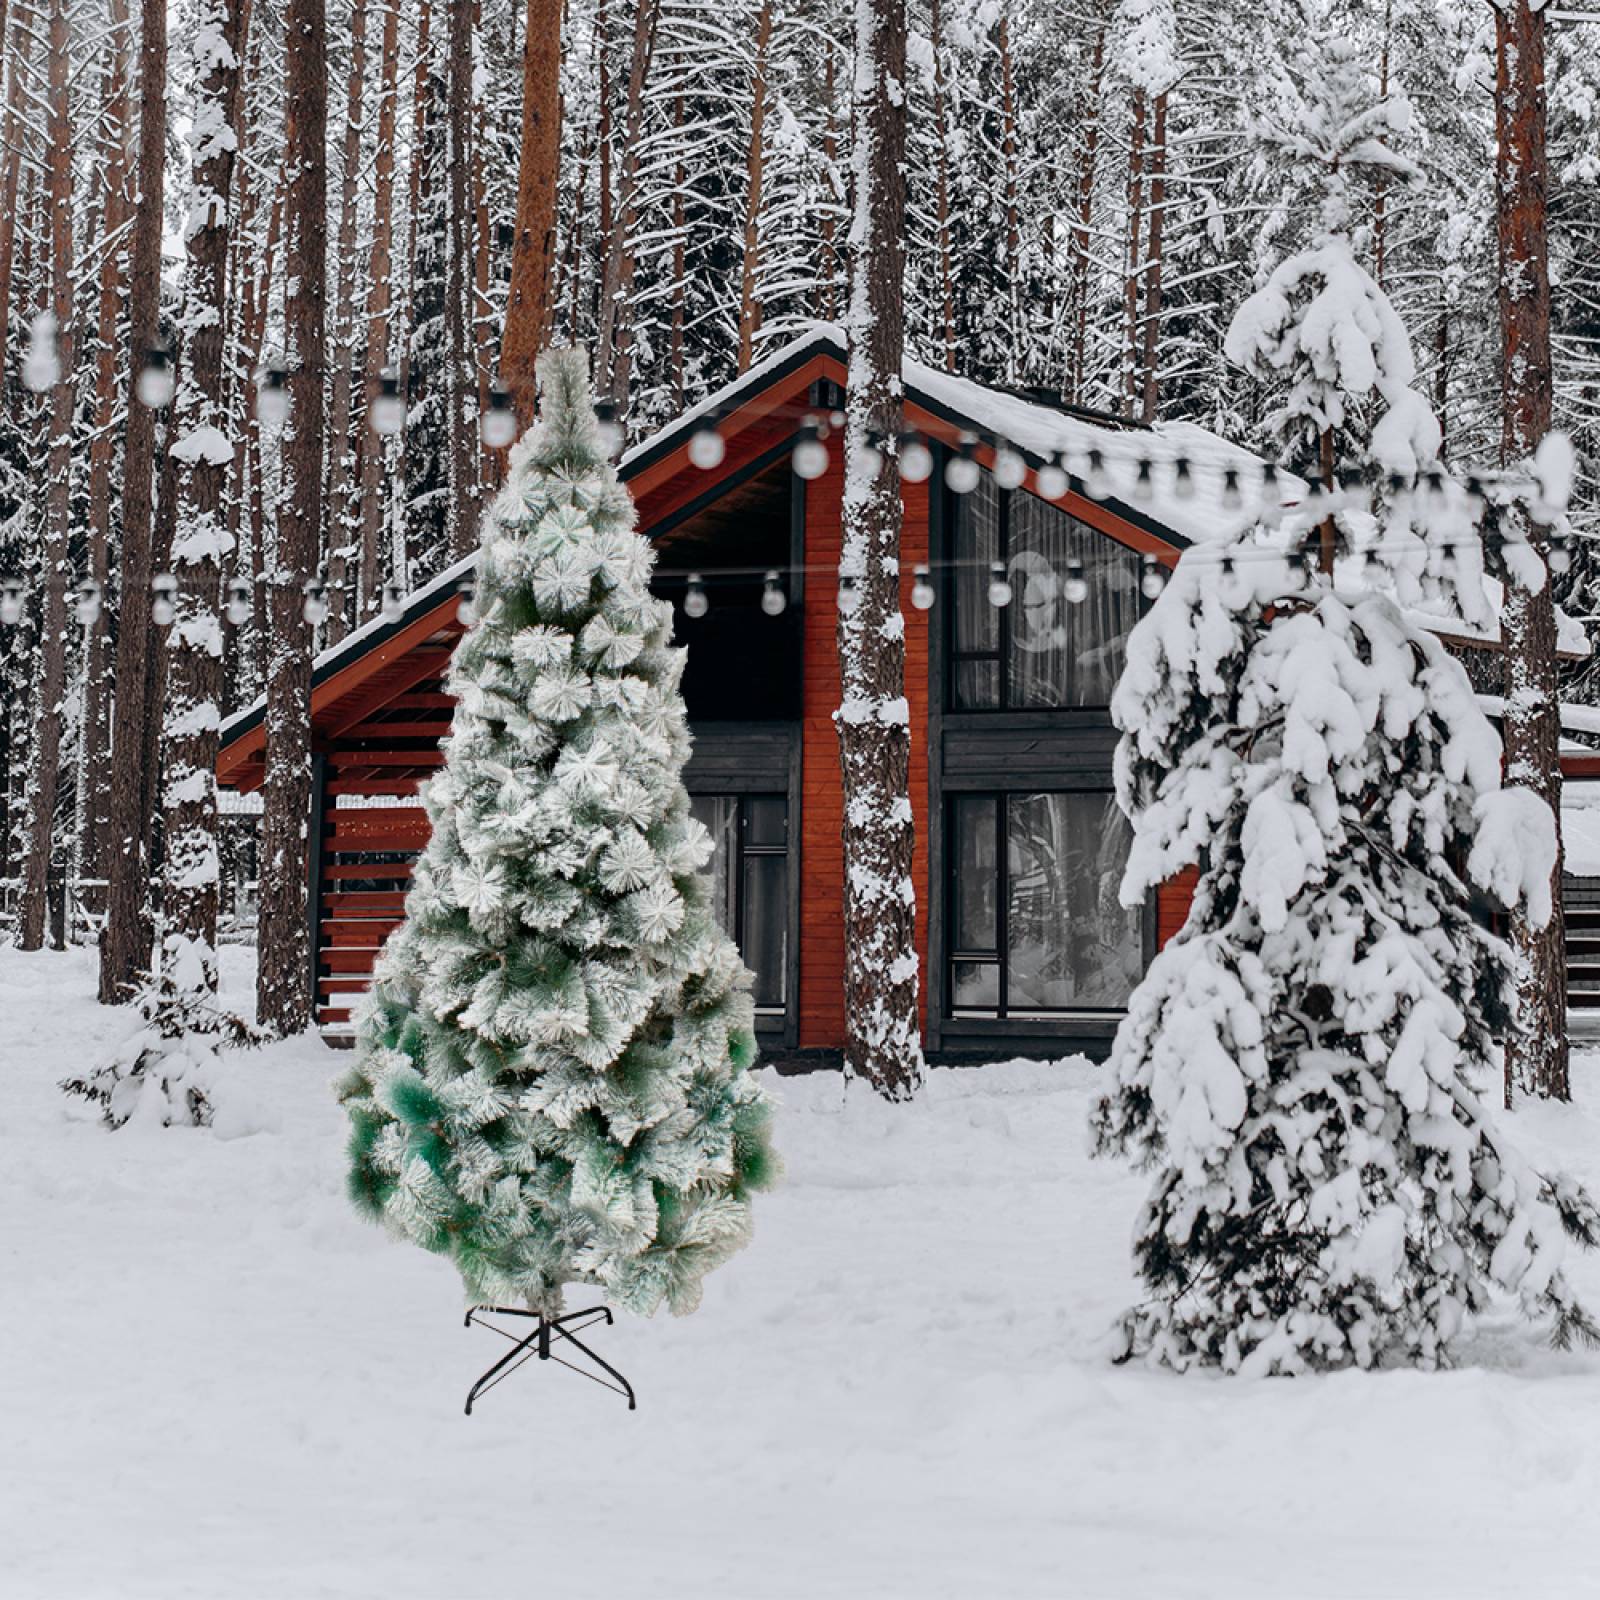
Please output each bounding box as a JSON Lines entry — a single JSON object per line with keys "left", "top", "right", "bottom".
{"left": 690, "top": 795, "right": 739, "bottom": 936}
{"left": 951, "top": 795, "right": 998, "bottom": 952}
{"left": 952, "top": 472, "right": 1000, "bottom": 656}
{"left": 1006, "top": 792, "right": 1142, "bottom": 1009}
{"left": 954, "top": 658, "right": 1000, "bottom": 710}
{"left": 741, "top": 852, "right": 788, "bottom": 1008}
{"left": 952, "top": 960, "right": 1001, "bottom": 1011}
{"left": 745, "top": 795, "right": 788, "bottom": 848}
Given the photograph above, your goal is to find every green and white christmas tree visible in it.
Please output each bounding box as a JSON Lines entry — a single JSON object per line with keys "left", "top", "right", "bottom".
{"left": 338, "top": 348, "right": 777, "bottom": 1317}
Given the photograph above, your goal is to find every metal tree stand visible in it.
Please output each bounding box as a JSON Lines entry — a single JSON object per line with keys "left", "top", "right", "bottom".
{"left": 463, "top": 1304, "right": 637, "bottom": 1414}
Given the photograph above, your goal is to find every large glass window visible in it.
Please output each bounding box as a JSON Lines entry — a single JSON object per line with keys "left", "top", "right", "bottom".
{"left": 948, "top": 790, "right": 1143, "bottom": 1015}
{"left": 690, "top": 794, "right": 789, "bottom": 1014}
{"left": 949, "top": 473, "right": 1142, "bottom": 710}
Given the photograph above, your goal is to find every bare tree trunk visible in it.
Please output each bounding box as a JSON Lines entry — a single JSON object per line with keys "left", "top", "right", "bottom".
{"left": 736, "top": 0, "right": 774, "bottom": 373}
{"left": 819, "top": 40, "right": 839, "bottom": 324}
{"left": 997, "top": 14, "right": 1020, "bottom": 380}
{"left": 1493, "top": 0, "right": 1567, "bottom": 1101}
{"left": 443, "top": 0, "right": 479, "bottom": 556}
{"left": 357, "top": 0, "right": 401, "bottom": 619}
{"left": 1069, "top": 21, "right": 1106, "bottom": 404}
{"left": 18, "top": 0, "right": 74, "bottom": 952}
{"left": 1138, "top": 89, "right": 1167, "bottom": 423}
{"left": 836, "top": 0, "right": 923, "bottom": 1101}
{"left": 0, "top": 0, "right": 30, "bottom": 382}
{"left": 257, "top": 0, "right": 327, "bottom": 1035}
{"left": 161, "top": 0, "right": 242, "bottom": 1000}
{"left": 1122, "top": 86, "right": 1147, "bottom": 416}
{"left": 325, "top": 0, "right": 370, "bottom": 646}
{"left": 502, "top": 0, "right": 562, "bottom": 427}
{"left": 100, "top": 0, "right": 168, "bottom": 1002}
{"left": 930, "top": 0, "right": 955, "bottom": 372}
{"left": 396, "top": 0, "right": 433, "bottom": 581}
{"left": 669, "top": 86, "right": 685, "bottom": 405}
{"left": 1373, "top": 0, "right": 1392, "bottom": 289}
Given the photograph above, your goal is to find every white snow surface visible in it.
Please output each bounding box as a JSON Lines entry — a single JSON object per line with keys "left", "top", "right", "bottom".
{"left": 7, "top": 944, "right": 1600, "bottom": 1599}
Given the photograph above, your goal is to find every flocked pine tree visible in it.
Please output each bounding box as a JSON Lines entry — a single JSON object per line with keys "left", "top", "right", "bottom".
{"left": 1090, "top": 21, "right": 1600, "bottom": 1373}
{"left": 338, "top": 347, "right": 777, "bottom": 1316}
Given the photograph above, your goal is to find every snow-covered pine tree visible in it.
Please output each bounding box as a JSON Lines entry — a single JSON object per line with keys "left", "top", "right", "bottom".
{"left": 1091, "top": 19, "right": 1600, "bottom": 1373}
{"left": 338, "top": 347, "right": 777, "bottom": 1316}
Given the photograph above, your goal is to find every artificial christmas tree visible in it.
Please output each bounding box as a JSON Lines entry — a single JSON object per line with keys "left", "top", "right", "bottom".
{"left": 338, "top": 348, "right": 776, "bottom": 1327}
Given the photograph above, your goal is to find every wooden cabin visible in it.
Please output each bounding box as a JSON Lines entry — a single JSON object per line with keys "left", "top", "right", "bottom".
{"left": 215, "top": 327, "right": 1595, "bottom": 1057}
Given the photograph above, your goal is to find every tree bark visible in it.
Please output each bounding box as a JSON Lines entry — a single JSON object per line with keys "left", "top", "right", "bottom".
{"left": 1122, "top": 86, "right": 1147, "bottom": 416}
{"left": 0, "top": 0, "right": 31, "bottom": 385}
{"left": 100, "top": 0, "right": 168, "bottom": 1002}
{"left": 930, "top": 0, "right": 955, "bottom": 372}
{"left": 1492, "top": 0, "right": 1567, "bottom": 1101}
{"left": 998, "top": 14, "right": 1021, "bottom": 381}
{"left": 835, "top": 0, "right": 924, "bottom": 1101}
{"left": 442, "top": 0, "right": 479, "bottom": 557}
{"left": 257, "top": 0, "right": 327, "bottom": 1035}
{"left": 1139, "top": 90, "right": 1168, "bottom": 423}
{"left": 736, "top": 0, "right": 775, "bottom": 374}
{"left": 1069, "top": 22, "right": 1106, "bottom": 405}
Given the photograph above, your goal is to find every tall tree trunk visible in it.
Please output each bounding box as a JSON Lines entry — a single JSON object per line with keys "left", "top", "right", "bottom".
{"left": 668, "top": 87, "right": 685, "bottom": 405}
{"left": 836, "top": 0, "right": 923, "bottom": 1101}
{"left": 100, "top": 0, "right": 168, "bottom": 1002}
{"left": 1138, "top": 89, "right": 1168, "bottom": 423}
{"left": 1373, "top": 0, "right": 1392, "bottom": 288}
{"left": 819, "top": 40, "right": 839, "bottom": 324}
{"left": 736, "top": 0, "right": 775, "bottom": 374}
{"left": 443, "top": 0, "right": 479, "bottom": 556}
{"left": 18, "top": 0, "right": 74, "bottom": 952}
{"left": 1492, "top": 0, "right": 1567, "bottom": 1101}
{"left": 501, "top": 0, "right": 562, "bottom": 426}
{"left": 998, "top": 14, "right": 1021, "bottom": 380}
{"left": 1069, "top": 21, "right": 1106, "bottom": 404}
{"left": 930, "top": 0, "right": 955, "bottom": 372}
{"left": 1122, "top": 86, "right": 1147, "bottom": 416}
{"left": 162, "top": 0, "right": 242, "bottom": 1001}
{"left": 396, "top": 0, "right": 433, "bottom": 586}
{"left": 0, "top": 0, "right": 30, "bottom": 382}
{"left": 324, "top": 0, "right": 370, "bottom": 645}
{"left": 357, "top": 0, "right": 401, "bottom": 619}
{"left": 257, "top": 0, "right": 327, "bottom": 1035}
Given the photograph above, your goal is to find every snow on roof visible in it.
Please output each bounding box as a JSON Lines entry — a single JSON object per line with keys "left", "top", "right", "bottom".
{"left": 1563, "top": 781, "right": 1600, "bottom": 876}
{"left": 1474, "top": 693, "right": 1600, "bottom": 752}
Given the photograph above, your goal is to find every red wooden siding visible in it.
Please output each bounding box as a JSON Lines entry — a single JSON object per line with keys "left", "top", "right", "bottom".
{"left": 1157, "top": 866, "right": 1198, "bottom": 948}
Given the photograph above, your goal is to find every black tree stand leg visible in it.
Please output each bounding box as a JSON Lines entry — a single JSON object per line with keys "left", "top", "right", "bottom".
{"left": 463, "top": 1305, "right": 637, "bottom": 1414}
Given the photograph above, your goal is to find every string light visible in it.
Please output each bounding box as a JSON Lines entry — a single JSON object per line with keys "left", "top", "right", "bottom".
{"left": 837, "top": 573, "right": 861, "bottom": 616}
{"left": 792, "top": 419, "right": 829, "bottom": 481}
{"left": 1551, "top": 537, "right": 1573, "bottom": 575}
{"left": 1172, "top": 457, "right": 1195, "bottom": 501}
{"left": 1140, "top": 555, "right": 1167, "bottom": 599}
{"left": 1036, "top": 452, "right": 1069, "bottom": 500}
{"left": 303, "top": 577, "right": 329, "bottom": 626}
{"left": 1221, "top": 466, "right": 1243, "bottom": 509}
{"left": 1062, "top": 559, "right": 1088, "bottom": 605}
{"left": 688, "top": 417, "right": 726, "bottom": 470}
{"left": 137, "top": 344, "right": 175, "bottom": 409}
{"left": 456, "top": 578, "right": 478, "bottom": 623}
{"left": 225, "top": 578, "right": 252, "bottom": 626}
{"left": 760, "top": 570, "right": 787, "bottom": 616}
{"left": 22, "top": 311, "right": 59, "bottom": 393}
{"left": 898, "top": 433, "right": 934, "bottom": 484}
{"left": 594, "top": 401, "right": 623, "bottom": 458}
{"left": 946, "top": 436, "right": 981, "bottom": 495}
{"left": 75, "top": 579, "right": 102, "bottom": 625}
{"left": 993, "top": 442, "right": 1027, "bottom": 491}
{"left": 0, "top": 578, "right": 22, "bottom": 625}
{"left": 481, "top": 380, "right": 516, "bottom": 449}
{"left": 857, "top": 432, "right": 886, "bottom": 480}
{"left": 381, "top": 583, "right": 405, "bottom": 622}
{"left": 256, "top": 360, "right": 289, "bottom": 425}
{"left": 1133, "top": 458, "right": 1155, "bottom": 503}
{"left": 911, "top": 564, "right": 936, "bottom": 610}
{"left": 986, "top": 561, "right": 1012, "bottom": 608}
{"left": 371, "top": 369, "right": 405, "bottom": 436}
{"left": 151, "top": 574, "right": 177, "bottom": 627}
{"left": 1083, "top": 448, "right": 1110, "bottom": 500}
{"left": 683, "top": 573, "right": 709, "bottom": 619}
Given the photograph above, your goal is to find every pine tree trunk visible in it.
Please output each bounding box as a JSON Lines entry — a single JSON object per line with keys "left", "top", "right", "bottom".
{"left": 737, "top": 0, "right": 774, "bottom": 374}
{"left": 325, "top": 0, "right": 370, "bottom": 646}
{"left": 0, "top": 0, "right": 30, "bottom": 383}
{"left": 357, "top": 0, "right": 401, "bottom": 619}
{"left": 17, "top": 0, "right": 75, "bottom": 952}
{"left": 669, "top": 87, "right": 686, "bottom": 406}
{"left": 1138, "top": 90, "right": 1167, "bottom": 423}
{"left": 930, "top": 0, "right": 955, "bottom": 373}
{"left": 100, "top": 0, "right": 168, "bottom": 1002}
{"left": 443, "top": 0, "right": 479, "bottom": 557}
{"left": 162, "top": 0, "right": 242, "bottom": 998}
{"left": 1069, "top": 22, "right": 1106, "bottom": 405}
{"left": 1123, "top": 86, "right": 1147, "bottom": 416}
{"left": 819, "top": 42, "right": 839, "bottom": 324}
{"left": 501, "top": 0, "right": 562, "bottom": 427}
{"left": 257, "top": 0, "right": 327, "bottom": 1035}
{"left": 836, "top": 0, "right": 924, "bottom": 1102}
{"left": 998, "top": 15, "right": 1021, "bottom": 381}
{"left": 396, "top": 0, "right": 434, "bottom": 581}
{"left": 1493, "top": 0, "right": 1567, "bottom": 1101}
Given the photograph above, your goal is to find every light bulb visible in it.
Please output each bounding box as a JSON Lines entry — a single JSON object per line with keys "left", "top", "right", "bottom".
{"left": 1550, "top": 540, "right": 1572, "bottom": 575}
{"left": 255, "top": 363, "right": 289, "bottom": 425}
{"left": 303, "top": 579, "right": 329, "bottom": 626}
{"left": 225, "top": 578, "right": 251, "bottom": 626}
{"left": 1133, "top": 458, "right": 1154, "bottom": 502}
{"left": 898, "top": 434, "right": 933, "bottom": 484}
{"left": 75, "top": 579, "right": 102, "bottom": 625}
{"left": 151, "top": 575, "right": 177, "bottom": 627}
{"left": 946, "top": 440, "right": 980, "bottom": 495}
{"left": 855, "top": 437, "right": 885, "bottom": 480}
{"left": 455, "top": 580, "right": 478, "bottom": 624}
{"left": 370, "top": 371, "right": 405, "bottom": 436}
{"left": 761, "top": 571, "right": 787, "bottom": 616}
{"left": 688, "top": 423, "right": 725, "bottom": 470}
{"left": 1140, "top": 557, "right": 1166, "bottom": 600}
{"left": 1036, "top": 455, "right": 1069, "bottom": 500}
{"left": 1172, "top": 457, "right": 1195, "bottom": 500}
{"left": 594, "top": 401, "right": 624, "bottom": 458}
{"left": 793, "top": 424, "right": 829, "bottom": 481}
{"left": 137, "top": 347, "right": 174, "bottom": 409}
{"left": 1221, "top": 467, "right": 1243, "bottom": 509}
{"left": 683, "top": 575, "right": 709, "bottom": 619}
{"left": 381, "top": 583, "right": 405, "bottom": 622}
{"left": 1083, "top": 449, "right": 1109, "bottom": 500}
{"left": 1062, "top": 559, "right": 1088, "bottom": 604}
{"left": 986, "top": 561, "right": 1012, "bottom": 608}
{"left": 837, "top": 574, "right": 861, "bottom": 617}
{"left": 22, "top": 312, "right": 59, "bottom": 392}
{"left": 993, "top": 444, "right": 1026, "bottom": 491}
{"left": 481, "top": 381, "right": 516, "bottom": 449}
{"left": 0, "top": 580, "right": 22, "bottom": 625}
{"left": 911, "top": 564, "right": 935, "bottom": 611}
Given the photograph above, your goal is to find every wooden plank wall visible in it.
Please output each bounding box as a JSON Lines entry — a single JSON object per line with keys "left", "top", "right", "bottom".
{"left": 1157, "top": 865, "right": 1199, "bottom": 949}
{"left": 798, "top": 454, "right": 931, "bottom": 1049}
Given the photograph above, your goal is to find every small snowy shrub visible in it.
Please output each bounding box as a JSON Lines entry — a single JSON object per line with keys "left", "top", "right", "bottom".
{"left": 336, "top": 348, "right": 776, "bottom": 1318}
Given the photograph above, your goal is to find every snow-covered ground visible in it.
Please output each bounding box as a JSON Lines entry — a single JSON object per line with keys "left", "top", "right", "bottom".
{"left": 6, "top": 946, "right": 1600, "bottom": 1600}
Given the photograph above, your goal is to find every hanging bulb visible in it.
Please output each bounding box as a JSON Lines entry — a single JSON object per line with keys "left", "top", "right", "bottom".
{"left": 136, "top": 344, "right": 175, "bottom": 409}
{"left": 1363, "top": 546, "right": 1384, "bottom": 581}
{"left": 856, "top": 433, "right": 886, "bottom": 480}
{"left": 370, "top": 369, "right": 405, "bottom": 437}
{"left": 1083, "top": 448, "right": 1110, "bottom": 500}
{"left": 303, "top": 577, "right": 329, "bottom": 626}
{"left": 1139, "top": 556, "right": 1166, "bottom": 600}
{"left": 151, "top": 574, "right": 178, "bottom": 627}
{"left": 946, "top": 436, "right": 980, "bottom": 495}
{"left": 1133, "top": 458, "right": 1154, "bottom": 503}
{"left": 1465, "top": 474, "right": 1486, "bottom": 506}
{"left": 1297, "top": 545, "right": 1319, "bottom": 583}
{"left": 898, "top": 433, "right": 933, "bottom": 484}
{"left": 1172, "top": 457, "right": 1195, "bottom": 501}
{"left": 73, "top": 578, "right": 102, "bottom": 626}
{"left": 225, "top": 577, "right": 252, "bottom": 626}
{"left": 1261, "top": 462, "right": 1280, "bottom": 499}
{"left": 910, "top": 563, "right": 936, "bottom": 611}
{"left": 456, "top": 578, "right": 478, "bottom": 623}
{"left": 1424, "top": 468, "right": 1445, "bottom": 498}
{"left": 1061, "top": 558, "right": 1088, "bottom": 605}
{"left": 792, "top": 419, "right": 829, "bottom": 481}
{"left": 1440, "top": 543, "right": 1457, "bottom": 574}
{"left": 594, "top": 400, "right": 624, "bottom": 458}
{"left": 22, "top": 311, "right": 60, "bottom": 392}
{"left": 0, "top": 577, "right": 22, "bottom": 625}
{"left": 1221, "top": 466, "right": 1242, "bottom": 510}
{"left": 1220, "top": 553, "right": 1236, "bottom": 580}
{"left": 837, "top": 573, "right": 861, "bottom": 617}
{"left": 986, "top": 561, "right": 1012, "bottom": 608}
{"left": 1386, "top": 470, "right": 1409, "bottom": 496}
{"left": 481, "top": 379, "right": 516, "bottom": 449}
{"left": 761, "top": 571, "right": 787, "bottom": 616}
{"left": 993, "top": 442, "right": 1026, "bottom": 491}
{"left": 255, "top": 359, "right": 289, "bottom": 425}
{"left": 683, "top": 573, "right": 709, "bottom": 619}
{"left": 1036, "top": 452, "right": 1069, "bottom": 501}
{"left": 381, "top": 582, "right": 405, "bottom": 622}
{"left": 688, "top": 419, "right": 725, "bottom": 470}
{"left": 1550, "top": 537, "right": 1573, "bottom": 575}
